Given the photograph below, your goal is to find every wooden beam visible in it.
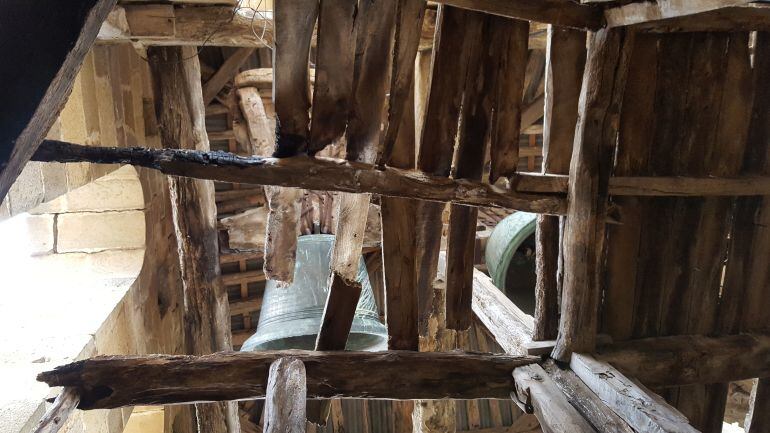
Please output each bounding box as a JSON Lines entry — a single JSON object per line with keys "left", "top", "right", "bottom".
{"left": 0, "top": 0, "right": 116, "bottom": 201}
{"left": 202, "top": 48, "right": 255, "bottom": 106}
{"left": 147, "top": 45, "right": 239, "bottom": 433}
{"left": 471, "top": 269, "right": 533, "bottom": 356}
{"left": 570, "top": 353, "right": 699, "bottom": 433}
{"left": 534, "top": 26, "right": 585, "bottom": 342}
{"left": 488, "top": 18, "right": 529, "bottom": 184}
{"left": 431, "top": 0, "right": 602, "bottom": 30}
{"left": 552, "top": 27, "right": 633, "bottom": 362}
{"left": 315, "top": 271, "right": 362, "bottom": 351}
{"left": 38, "top": 351, "right": 539, "bottom": 408}
{"left": 264, "top": 358, "right": 306, "bottom": 433}
{"left": 512, "top": 364, "right": 595, "bottom": 433}
{"left": 605, "top": 0, "right": 760, "bottom": 29}
{"left": 32, "top": 388, "right": 79, "bottom": 433}
{"left": 99, "top": 5, "right": 273, "bottom": 47}
{"left": 307, "top": 0, "right": 356, "bottom": 154}
{"left": 597, "top": 333, "right": 770, "bottom": 388}
{"left": 33, "top": 140, "right": 567, "bottom": 214}
{"left": 229, "top": 296, "right": 263, "bottom": 316}
{"left": 542, "top": 361, "right": 635, "bottom": 433}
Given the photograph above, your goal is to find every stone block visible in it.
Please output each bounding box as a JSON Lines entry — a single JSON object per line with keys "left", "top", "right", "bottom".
{"left": 57, "top": 210, "right": 145, "bottom": 253}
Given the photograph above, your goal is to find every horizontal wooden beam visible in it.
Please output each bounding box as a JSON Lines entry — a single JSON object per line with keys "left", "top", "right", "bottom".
{"left": 513, "top": 173, "right": 770, "bottom": 197}
{"left": 598, "top": 333, "right": 770, "bottom": 387}
{"left": 432, "top": 0, "right": 603, "bottom": 30}
{"left": 32, "top": 140, "right": 567, "bottom": 214}
{"left": 229, "top": 296, "right": 262, "bottom": 316}
{"left": 38, "top": 351, "right": 539, "bottom": 408}
{"left": 605, "top": 0, "right": 770, "bottom": 32}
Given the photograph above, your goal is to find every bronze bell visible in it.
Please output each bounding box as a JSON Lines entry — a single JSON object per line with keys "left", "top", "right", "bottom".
{"left": 241, "top": 234, "right": 388, "bottom": 351}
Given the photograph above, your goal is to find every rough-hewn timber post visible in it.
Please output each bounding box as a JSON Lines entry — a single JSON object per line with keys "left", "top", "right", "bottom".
{"left": 147, "top": 46, "right": 240, "bottom": 433}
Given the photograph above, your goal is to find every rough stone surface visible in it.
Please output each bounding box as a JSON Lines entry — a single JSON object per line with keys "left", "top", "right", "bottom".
{"left": 57, "top": 210, "right": 146, "bottom": 253}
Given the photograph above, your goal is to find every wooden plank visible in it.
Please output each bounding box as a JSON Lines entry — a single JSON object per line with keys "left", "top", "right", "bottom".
{"left": 512, "top": 364, "right": 596, "bottom": 433}
{"left": 605, "top": 0, "right": 754, "bottom": 28}
{"left": 263, "top": 186, "right": 301, "bottom": 283}
{"left": 202, "top": 48, "right": 255, "bottom": 106}
{"left": 38, "top": 351, "right": 539, "bottom": 407}
{"left": 264, "top": 358, "right": 306, "bottom": 433}
{"left": 417, "top": 5, "right": 484, "bottom": 177}
{"left": 379, "top": 0, "right": 426, "bottom": 164}
{"left": 273, "top": 0, "right": 318, "bottom": 156}
{"left": 431, "top": 0, "right": 602, "bottom": 30}
{"left": 552, "top": 27, "right": 633, "bottom": 362}
{"left": 0, "top": 0, "right": 117, "bottom": 201}
{"left": 570, "top": 353, "right": 699, "bottom": 433}
{"left": 542, "top": 360, "right": 635, "bottom": 433}
{"left": 308, "top": 0, "right": 356, "bottom": 154}
{"left": 445, "top": 13, "right": 495, "bottom": 330}
{"left": 34, "top": 140, "right": 567, "bottom": 213}
{"left": 147, "top": 45, "right": 239, "bottom": 433}
{"left": 344, "top": 0, "right": 396, "bottom": 163}
{"left": 471, "top": 269, "right": 533, "bottom": 356}
{"left": 596, "top": 333, "right": 770, "bottom": 387}
{"left": 315, "top": 273, "right": 363, "bottom": 351}
{"left": 31, "top": 388, "right": 79, "bottom": 433}
{"left": 533, "top": 26, "right": 585, "bottom": 342}
{"left": 488, "top": 18, "right": 529, "bottom": 184}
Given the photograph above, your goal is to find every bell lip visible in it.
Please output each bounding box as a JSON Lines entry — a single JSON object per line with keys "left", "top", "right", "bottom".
{"left": 239, "top": 331, "right": 389, "bottom": 352}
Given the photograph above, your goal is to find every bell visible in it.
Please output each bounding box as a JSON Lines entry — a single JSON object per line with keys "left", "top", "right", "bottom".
{"left": 241, "top": 234, "right": 388, "bottom": 351}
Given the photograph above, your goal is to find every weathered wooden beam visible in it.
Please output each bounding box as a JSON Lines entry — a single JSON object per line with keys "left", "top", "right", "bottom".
{"left": 307, "top": 0, "right": 356, "bottom": 154}
{"left": 33, "top": 141, "right": 566, "bottom": 214}
{"left": 32, "top": 388, "right": 79, "bottom": 433}
{"left": 542, "top": 361, "right": 635, "bottom": 433}
{"left": 552, "top": 27, "right": 633, "bottom": 362}
{"left": 99, "top": 5, "right": 273, "bottom": 47}
{"left": 202, "top": 48, "right": 255, "bottom": 106}
{"left": 264, "top": 358, "right": 306, "bottom": 433}
{"left": 604, "top": 0, "right": 763, "bottom": 29}
{"left": 512, "top": 364, "right": 595, "bottom": 433}
{"left": 38, "top": 351, "right": 539, "bottom": 408}
{"left": 0, "top": 0, "right": 117, "bottom": 201}
{"left": 533, "top": 26, "right": 585, "bottom": 342}
{"left": 148, "top": 45, "right": 240, "bottom": 433}
{"left": 471, "top": 269, "right": 533, "bottom": 356}
{"left": 431, "top": 0, "right": 602, "bottom": 30}
{"left": 570, "top": 353, "right": 699, "bottom": 433}
{"left": 597, "top": 333, "right": 770, "bottom": 388}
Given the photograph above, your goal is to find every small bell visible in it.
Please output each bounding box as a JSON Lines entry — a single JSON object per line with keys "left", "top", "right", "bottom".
{"left": 241, "top": 234, "right": 388, "bottom": 351}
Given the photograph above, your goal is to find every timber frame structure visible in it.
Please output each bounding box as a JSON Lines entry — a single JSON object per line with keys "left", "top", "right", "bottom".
{"left": 2, "top": 1, "right": 770, "bottom": 433}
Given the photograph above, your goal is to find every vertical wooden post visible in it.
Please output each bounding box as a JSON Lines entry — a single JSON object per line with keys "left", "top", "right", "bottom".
{"left": 534, "top": 26, "right": 585, "bottom": 341}
{"left": 265, "top": 358, "right": 307, "bottom": 433}
{"left": 147, "top": 46, "right": 240, "bottom": 433}
{"left": 552, "top": 27, "right": 633, "bottom": 362}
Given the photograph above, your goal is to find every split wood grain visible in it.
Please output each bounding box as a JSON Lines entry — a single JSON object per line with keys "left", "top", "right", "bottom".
{"left": 542, "top": 361, "right": 635, "bottom": 433}
{"left": 533, "top": 26, "right": 585, "bottom": 341}
{"left": 148, "top": 45, "right": 239, "bottom": 433}
{"left": 273, "top": 0, "right": 318, "bottom": 156}
{"left": 471, "top": 269, "right": 533, "bottom": 356}
{"left": 552, "top": 27, "right": 633, "bottom": 362}
{"left": 488, "top": 17, "right": 529, "bottom": 184}
{"left": 33, "top": 141, "right": 568, "bottom": 213}
{"left": 570, "top": 354, "right": 699, "bottom": 433}
{"left": 263, "top": 186, "right": 301, "bottom": 283}
{"left": 264, "top": 358, "right": 306, "bottom": 433}
{"left": 38, "top": 351, "right": 539, "bottom": 408}
{"left": 309, "top": 0, "right": 356, "bottom": 154}
{"left": 512, "top": 364, "right": 595, "bottom": 433}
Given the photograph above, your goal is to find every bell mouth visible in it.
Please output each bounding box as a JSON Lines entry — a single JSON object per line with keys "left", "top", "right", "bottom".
{"left": 239, "top": 234, "right": 389, "bottom": 353}
{"left": 241, "top": 332, "right": 388, "bottom": 352}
